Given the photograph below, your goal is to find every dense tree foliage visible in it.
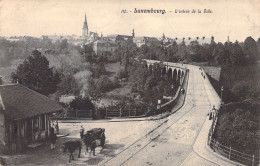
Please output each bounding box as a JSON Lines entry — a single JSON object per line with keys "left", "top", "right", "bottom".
{"left": 70, "top": 96, "right": 95, "bottom": 110}
{"left": 214, "top": 101, "right": 259, "bottom": 156}
{"left": 57, "top": 72, "right": 81, "bottom": 96}
{"left": 11, "top": 50, "right": 60, "bottom": 95}
{"left": 243, "top": 36, "right": 259, "bottom": 62}
{"left": 128, "top": 60, "right": 179, "bottom": 107}
{"left": 89, "top": 63, "right": 107, "bottom": 78}
{"left": 96, "top": 75, "right": 115, "bottom": 93}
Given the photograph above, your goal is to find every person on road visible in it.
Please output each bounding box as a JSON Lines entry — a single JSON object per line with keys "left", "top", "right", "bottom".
{"left": 55, "top": 121, "right": 59, "bottom": 135}
{"left": 212, "top": 105, "right": 216, "bottom": 119}
{"left": 80, "top": 126, "right": 85, "bottom": 139}
{"left": 209, "top": 105, "right": 216, "bottom": 120}
{"left": 90, "top": 139, "right": 96, "bottom": 156}
{"left": 50, "top": 127, "right": 57, "bottom": 150}
{"left": 101, "top": 132, "right": 106, "bottom": 147}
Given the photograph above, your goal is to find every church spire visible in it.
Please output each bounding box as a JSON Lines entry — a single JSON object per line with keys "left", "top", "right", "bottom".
{"left": 82, "top": 13, "right": 88, "bottom": 38}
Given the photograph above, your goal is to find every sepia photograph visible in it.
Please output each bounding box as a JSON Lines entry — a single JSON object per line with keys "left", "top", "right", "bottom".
{"left": 0, "top": 0, "right": 259, "bottom": 165}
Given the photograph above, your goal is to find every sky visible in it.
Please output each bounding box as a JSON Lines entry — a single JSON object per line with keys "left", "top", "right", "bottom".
{"left": 0, "top": 0, "right": 259, "bottom": 42}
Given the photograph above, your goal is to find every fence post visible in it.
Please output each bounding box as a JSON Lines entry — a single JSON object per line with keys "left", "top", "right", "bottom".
{"left": 129, "top": 108, "right": 130, "bottom": 117}
{"left": 120, "top": 108, "right": 122, "bottom": 117}
{"left": 252, "top": 154, "right": 254, "bottom": 166}
{"left": 105, "top": 108, "right": 107, "bottom": 118}
{"left": 229, "top": 147, "right": 231, "bottom": 159}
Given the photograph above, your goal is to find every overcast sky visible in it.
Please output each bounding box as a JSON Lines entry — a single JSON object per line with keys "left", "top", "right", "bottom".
{"left": 0, "top": 0, "right": 259, "bottom": 42}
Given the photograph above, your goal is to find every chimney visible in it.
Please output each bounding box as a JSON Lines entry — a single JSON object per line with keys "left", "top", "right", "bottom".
{"left": 132, "top": 29, "right": 135, "bottom": 38}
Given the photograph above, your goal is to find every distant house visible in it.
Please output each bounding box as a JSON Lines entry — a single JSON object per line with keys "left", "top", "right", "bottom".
{"left": 93, "top": 37, "right": 117, "bottom": 56}
{"left": 0, "top": 84, "right": 62, "bottom": 153}
{"left": 108, "top": 29, "right": 135, "bottom": 47}
{"left": 133, "top": 36, "right": 160, "bottom": 47}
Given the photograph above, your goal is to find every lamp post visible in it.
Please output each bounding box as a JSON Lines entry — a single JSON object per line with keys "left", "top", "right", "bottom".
{"left": 221, "top": 86, "right": 224, "bottom": 104}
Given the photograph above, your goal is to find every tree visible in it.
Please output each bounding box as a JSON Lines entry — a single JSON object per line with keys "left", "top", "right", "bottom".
{"left": 96, "top": 75, "right": 114, "bottom": 93}
{"left": 231, "top": 81, "right": 250, "bottom": 101}
{"left": 57, "top": 72, "right": 80, "bottom": 96}
{"left": 214, "top": 102, "right": 259, "bottom": 156}
{"left": 211, "top": 43, "right": 231, "bottom": 66}
{"left": 70, "top": 96, "right": 95, "bottom": 110}
{"left": 243, "top": 36, "right": 259, "bottom": 62}
{"left": 257, "top": 38, "right": 260, "bottom": 57}
{"left": 60, "top": 39, "right": 69, "bottom": 50}
{"left": 228, "top": 41, "right": 246, "bottom": 66}
{"left": 90, "top": 63, "right": 107, "bottom": 78}
{"left": 11, "top": 50, "right": 60, "bottom": 95}
{"left": 82, "top": 44, "right": 93, "bottom": 55}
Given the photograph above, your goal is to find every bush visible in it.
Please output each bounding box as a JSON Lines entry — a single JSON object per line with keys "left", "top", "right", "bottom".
{"left": 117, "top": 69, "right": 128, "bottom": 79}
{"left": 96, "top": 75, "right": 115, "bottom": 93}
{"left": 231, "top": 81, "right": 250, "bottom": 100}
{"left": 70, "top": 96, "right": 95, "bottom": 110}
{"left": 214, "top": 101, "right": 259, "bottom": 156}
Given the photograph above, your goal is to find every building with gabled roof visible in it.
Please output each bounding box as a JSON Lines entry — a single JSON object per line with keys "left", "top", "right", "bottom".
{"left": 0, "top": 84, "right": 62, "bottom": 153}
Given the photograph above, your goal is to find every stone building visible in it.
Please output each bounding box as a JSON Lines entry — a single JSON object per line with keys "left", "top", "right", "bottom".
{"left": 108, "top": 29, "right": 135, "bottom": 47}
{"left": 93, "top": 37, "right": 117, "bottom": 56}
{"left": 133, "top": 36, "right": 160, "bottom": 47}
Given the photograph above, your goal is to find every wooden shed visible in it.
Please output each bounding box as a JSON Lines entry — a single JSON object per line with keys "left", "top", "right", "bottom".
{"left": 0, "top": 84, "right": 62, "bottom": 153}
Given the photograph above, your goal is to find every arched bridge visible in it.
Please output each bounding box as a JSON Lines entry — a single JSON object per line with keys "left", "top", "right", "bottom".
{"left": 143, "top": 59, "right": 187, "bottom": 83}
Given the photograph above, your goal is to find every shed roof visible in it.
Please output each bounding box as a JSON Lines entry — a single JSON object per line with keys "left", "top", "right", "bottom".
{"left": 0, "top": 84, "right": 62, "bottom": 120}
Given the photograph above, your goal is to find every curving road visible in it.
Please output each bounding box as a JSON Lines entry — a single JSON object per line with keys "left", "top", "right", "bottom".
{"left": 101, "top": 66, "right": 219, "bottom": 166}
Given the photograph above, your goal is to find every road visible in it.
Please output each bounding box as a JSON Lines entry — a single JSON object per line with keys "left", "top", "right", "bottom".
{"left": 101, "top": 66, "right": 218, "bottom": 166}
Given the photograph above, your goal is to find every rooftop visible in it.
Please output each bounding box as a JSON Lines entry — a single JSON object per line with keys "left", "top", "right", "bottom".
{"left": 0, "top": 84, "right": 62, "bottom": 120}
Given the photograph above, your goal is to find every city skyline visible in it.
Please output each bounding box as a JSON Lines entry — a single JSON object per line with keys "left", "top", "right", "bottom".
{"left": 0, "top": 0, "right": 260, "bottom": 43}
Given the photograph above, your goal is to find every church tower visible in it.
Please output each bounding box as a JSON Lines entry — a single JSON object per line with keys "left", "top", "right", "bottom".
{"left": 82, "top": 13, "right": 88, "bottom": 38}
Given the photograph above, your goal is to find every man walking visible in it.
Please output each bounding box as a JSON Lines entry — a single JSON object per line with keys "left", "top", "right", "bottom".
{"left": 50, "top": 127, "right": 57, "bottom": 150}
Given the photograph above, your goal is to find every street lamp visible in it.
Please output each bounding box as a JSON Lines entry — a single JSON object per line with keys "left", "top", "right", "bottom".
{"left": 221, "top": 86, "right": 224, "bottom": 104}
